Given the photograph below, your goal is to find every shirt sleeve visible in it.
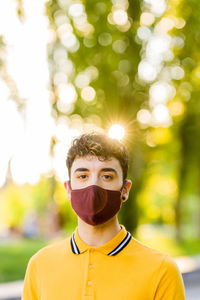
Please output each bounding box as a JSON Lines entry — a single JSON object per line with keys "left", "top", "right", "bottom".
{"left": 22, "top": 256, "right": 38, "bottom": 300}
{"left": 154, "top": 254, "right": 185, "bottom": 300}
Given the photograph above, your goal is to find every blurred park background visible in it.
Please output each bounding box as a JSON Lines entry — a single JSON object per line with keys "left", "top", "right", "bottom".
{"left": 0, "top": 0, "right": 200, "bottom": 287}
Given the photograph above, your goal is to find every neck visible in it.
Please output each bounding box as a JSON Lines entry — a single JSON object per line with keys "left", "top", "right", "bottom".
{"left": 77, "top": 216, "right": 122, "bottom": 247}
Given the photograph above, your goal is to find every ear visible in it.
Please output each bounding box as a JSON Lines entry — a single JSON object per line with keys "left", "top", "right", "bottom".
{"left": 121, "top": 179, "right": 132, "bottom": 202}
{"left": 64, "top": 180, "right": 71, "bottom": 201}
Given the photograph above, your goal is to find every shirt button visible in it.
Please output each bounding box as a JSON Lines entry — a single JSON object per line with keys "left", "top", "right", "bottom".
{"left": 88, "top": 281, "right": 92, "bottom": 286}
{"left": 89, "top": 264, "right": 94, "bottom": 268}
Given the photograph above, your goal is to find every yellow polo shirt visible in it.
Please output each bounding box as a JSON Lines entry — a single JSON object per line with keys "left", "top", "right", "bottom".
{"left": 22, "top": 224, "right": 185, "bottom": 300}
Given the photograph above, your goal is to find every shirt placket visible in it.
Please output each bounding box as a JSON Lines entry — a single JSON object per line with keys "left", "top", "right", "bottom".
{"left": 83, "top": 248, "right": 95, "bottom": 300}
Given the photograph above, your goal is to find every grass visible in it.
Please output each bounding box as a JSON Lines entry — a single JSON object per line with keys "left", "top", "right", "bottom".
{"left": 135, "top": 224, "right": 200, "bottom": 257}
{"left": 136, "top": 235, "right": 200, "bottom": 257}
{"left": 0, "top": 238, "right": 48, "bottom": 283}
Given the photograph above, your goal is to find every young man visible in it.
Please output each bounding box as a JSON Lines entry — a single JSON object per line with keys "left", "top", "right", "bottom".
{"left": 22, "top": 132, "right": 185, "bottom": 300}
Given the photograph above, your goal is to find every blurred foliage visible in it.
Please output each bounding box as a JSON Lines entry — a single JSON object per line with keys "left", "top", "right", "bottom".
{"left": 0, "top": 178, "right": 77, "bottom": 235}
{"left": 45, "top": 0, "right": 200, "bottom": 239}
{"left": 46, "top": 0, "right": 147, "bottom": 233}
{"left": 0, "top": 0, "right": 200, "bottom": 248}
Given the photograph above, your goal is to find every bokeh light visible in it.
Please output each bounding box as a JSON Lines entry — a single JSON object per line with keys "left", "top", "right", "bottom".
{"left": 137, "top": 109, "right": 152, "bottom": 125}
{"left": 108, "top": 124, "right": 125, "bottom": 141}
{"left": 81, "top": 86, "right": 96, "bottom": 102}
{"left": 138, "top": 60, "right": 157, "bottom": 82}
{"left": 140, "top": 12, "right": 155, "bottom": 27}
{"left": 113, "top": 9, "right": 128, "bottom": 26}
{"left": 152, "top": 104, "right": 172, "bottom": 127}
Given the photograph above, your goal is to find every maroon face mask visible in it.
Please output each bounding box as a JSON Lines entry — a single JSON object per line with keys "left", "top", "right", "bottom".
{"left": 69, "top": 181, "right": 127, "bottom": 226}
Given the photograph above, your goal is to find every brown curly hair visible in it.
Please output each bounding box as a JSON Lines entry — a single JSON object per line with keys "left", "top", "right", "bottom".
{"left": 66, "top": 132, "right": 128, "bottom": 181}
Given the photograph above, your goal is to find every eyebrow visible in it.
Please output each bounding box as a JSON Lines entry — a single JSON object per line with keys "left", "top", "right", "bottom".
{"left": 74, "top": 167, "right": 117, "bottom": 174}
{"left": 74, "top": 168, "right": 89, "bottom": 173}
{"left": 100, "top": 168, "right": 117, "bottom": 174}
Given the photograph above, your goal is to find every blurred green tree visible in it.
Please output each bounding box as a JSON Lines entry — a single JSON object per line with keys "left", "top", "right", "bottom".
{"left": 173, "top": 0, "right": 200, "bottom": 240}
{"left": 46, "top": 0, "right": 145, "bottom": 233}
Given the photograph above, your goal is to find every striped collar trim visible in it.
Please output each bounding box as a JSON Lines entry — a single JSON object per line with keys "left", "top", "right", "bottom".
{"left": 70, "top": 224, "right": 132, "bottom": 256}
{"left": 107, "top": 231, "right": 132, "bottom": 256}
{"left": 70, "top": 232, "right": 80, "bottom": 254}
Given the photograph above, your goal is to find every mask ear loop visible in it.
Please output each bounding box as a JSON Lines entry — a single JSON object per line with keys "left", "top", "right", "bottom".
{"left": 67, "top": 180, "right": 71, "bottom": 190}
{"left": 120, "top": 179, "right": 128, "bottom": 200}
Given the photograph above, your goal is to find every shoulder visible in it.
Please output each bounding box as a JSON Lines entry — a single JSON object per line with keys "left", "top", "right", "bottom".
{"left": 128, "top": 237, "right": 180, "bottom": 272}
{"left": 157, "top": 252, "right": 182, "bottom": 278}
{"left": 129, "top": 238, "right": 184, "bottom": 288}
{"left": 28, "top": 236, "right": 71, "bottom": 266}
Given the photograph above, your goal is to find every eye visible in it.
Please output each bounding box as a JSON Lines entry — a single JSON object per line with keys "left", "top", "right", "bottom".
{"left": 102, "top": 174, "right": 113, "bottom": 180}
{"left": 78, "top": 174, "right": 88, "bottom": 179}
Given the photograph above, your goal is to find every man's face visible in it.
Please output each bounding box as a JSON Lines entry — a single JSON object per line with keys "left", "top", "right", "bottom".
{"left": 64, "top": 155, "right": 132, "bottom": 202}
{"left": 71, "top": 155, "right": 123, "bottom": 190}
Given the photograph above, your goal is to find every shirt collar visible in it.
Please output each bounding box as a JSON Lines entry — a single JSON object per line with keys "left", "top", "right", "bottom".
{"left": 70, "top": 224, "right": 132, "bottom": 256}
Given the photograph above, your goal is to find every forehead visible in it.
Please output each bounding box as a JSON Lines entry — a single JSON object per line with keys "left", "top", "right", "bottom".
{"left": 71, "top": 155, "right": 122, "bottom": 173}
